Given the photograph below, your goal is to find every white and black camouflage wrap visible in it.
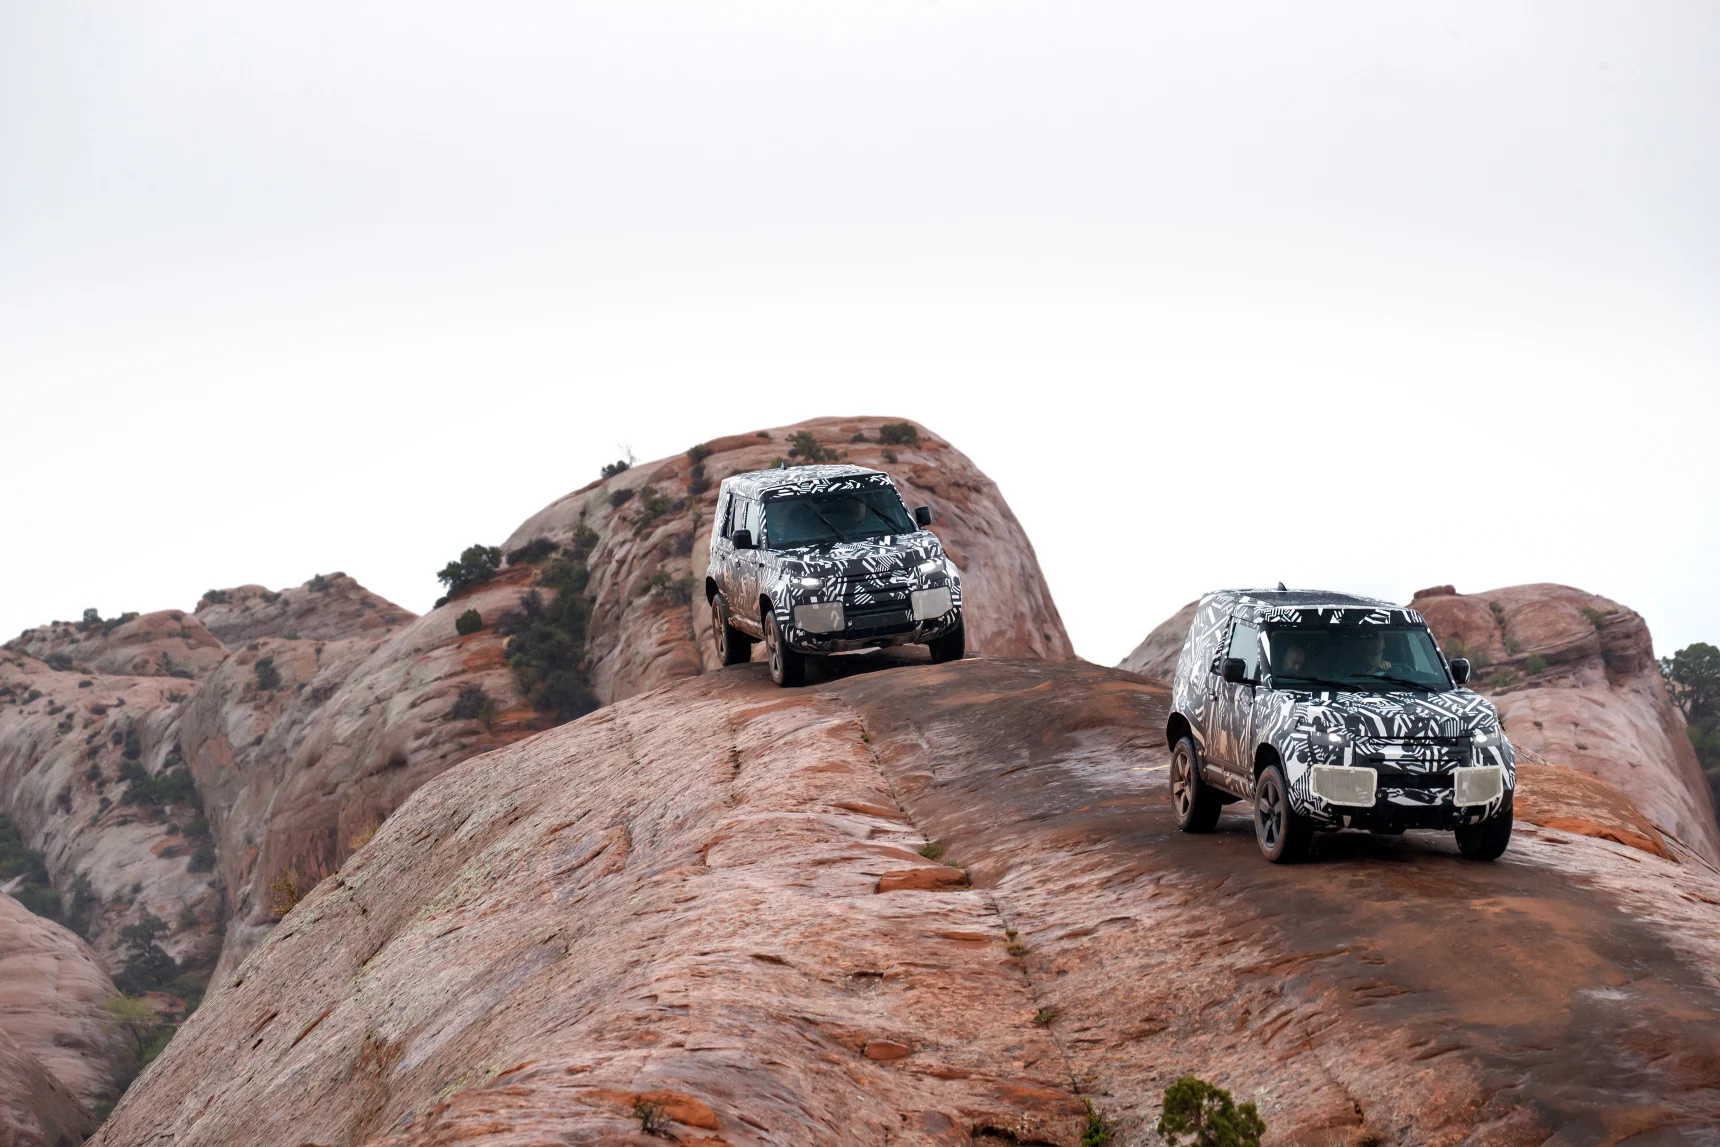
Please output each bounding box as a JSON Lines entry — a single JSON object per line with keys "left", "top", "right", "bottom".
{"left": 1168, "top": 588, "right": 1514, "bottom": 830}
{"left": 707, "top": 465, "right": 963, "bottom": 654}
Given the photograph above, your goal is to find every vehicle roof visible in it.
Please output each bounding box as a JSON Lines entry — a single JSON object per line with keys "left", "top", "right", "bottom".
{"left": 720, "top": 464, "right": 892, "bottom": 498}
{"left": 1210, "top": 588, "right": 1400, "bottom": 612}
{"left": 1204, "top": 588, "right": 1427, "bottom": 626}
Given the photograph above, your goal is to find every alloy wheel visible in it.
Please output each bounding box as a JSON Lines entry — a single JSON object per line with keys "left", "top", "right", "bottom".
{"left": 1257, "top": 773, "right": 1284, "bottom": 851}
{"left": 1171, "top": 745, "right": 1194, "bottom": 821}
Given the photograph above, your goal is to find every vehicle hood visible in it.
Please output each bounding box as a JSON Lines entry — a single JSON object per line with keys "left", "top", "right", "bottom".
{"left": 1301, "top": 688, "right": 1499, "bottom": 739}
{"left": 776, "top": 533, "right": 948, "bottom": 579}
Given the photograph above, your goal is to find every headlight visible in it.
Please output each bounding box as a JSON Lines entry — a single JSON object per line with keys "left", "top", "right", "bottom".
{"left": 792, "top": 602, "right": 844, "bottom": 633}
{"left": 1472, "top": 726, "right": 1503, "bottom": 749}
{"left": 795, "top": 577, "right": 822, "bottom": 588}
{"left": 917, "top": 560, "right": 941, "bottom": 575}
{"left": 910, "top": 587, "right": 953, "bottom": 620}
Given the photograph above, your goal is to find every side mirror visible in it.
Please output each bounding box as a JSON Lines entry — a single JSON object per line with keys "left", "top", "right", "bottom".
{"left": 1221, "top": 658, "right": 1249, "bottom": 685}
{"left": 1449, "top": 657, "right": 1470, "bottom": 685}
{"left": 731, "top": 529, "right": 754, "bottom": 551}
{"left": 914, "top": 505, "right": 933, "bottom": 528}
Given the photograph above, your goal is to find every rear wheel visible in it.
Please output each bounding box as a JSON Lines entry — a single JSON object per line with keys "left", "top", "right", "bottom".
{"left": 1254, "top": 762, "right": 1313, "bottom": 864}
{"left": 928, "top": 619, "right": 966, "bottom": 663}
{"left": 1455, "top": 798, "right": 1513, "bottom": 860}
{"left": 764, "top": 610, "right": 806, "bottom": 687}
{"left": 1169, "top": 735, "right": 1223, "bottom": 833}
{"left": 711, "top": 593, "right": 753, "bottom": 667}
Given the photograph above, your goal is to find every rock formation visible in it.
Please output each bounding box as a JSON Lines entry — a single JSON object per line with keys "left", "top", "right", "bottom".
{"left": 1116, "top": 600, "right": 1196, "bottom": 681}
{"left": 90, "top": 659, "right": 1720, "bottom": 1146}
{"left": 193, "top": 573, "right": 415, "bottom": 645}
{"left": 7, "top": 611, "right": 227, "bottom": 681}
{"left": 0, "top": 892, "right": 128, "bottom": 1146}
{"left": 173, "top": 418, "right": 1075, "bottom": 979}
{"left": 1412, "top": 583, "right": 1720, "bottom": 864}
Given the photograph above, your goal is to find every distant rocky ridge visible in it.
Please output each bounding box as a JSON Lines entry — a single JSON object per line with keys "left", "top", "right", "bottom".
{"left": 1116, "top": 599, "right": 1196, "bottom": 681}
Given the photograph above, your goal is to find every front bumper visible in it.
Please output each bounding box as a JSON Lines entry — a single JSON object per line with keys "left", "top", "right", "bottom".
{"left": 1302, "top": 764, "right": 1509, "bottom": 830}
{"left": 784, "top": 606, "right": 961, "bottom": 653}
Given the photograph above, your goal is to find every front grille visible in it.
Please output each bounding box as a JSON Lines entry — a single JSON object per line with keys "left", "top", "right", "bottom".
{"left": 1374, "top": 770, "right": 1454, "bottom": 790}
{"left": 845, "top": 603, "right": 914, "bottom": 633}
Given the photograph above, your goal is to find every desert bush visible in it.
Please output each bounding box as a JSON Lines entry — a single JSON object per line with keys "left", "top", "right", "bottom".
{"left": 0, "top": 814, "right": 61, "bottom": 920}
{"left": 880, "top": 448, "right": 897, "bottom": 463}
{"left": 918, "top": 841, "right": 944, "bottom": 860}
{"left": 877, "top": 422, "right": 919, "bottom": 446}
{"left": 609, "top": 487, "right": 635, "bottom": 509}
{"left": 506, "top": 537, "right": 560, "bottom": 566}
{"left": 687, "top": 443, "right": 712, "bottom": 465}
{"left": 1491, "top": 667, "right": 1517, "bottom": 690}
{"left": 687, "top": 443, "right": 713, "bottom": 496}
{"left": 787, "top": 430, "right": 838, "bottom": 463}
{"left": 115, "top": 911, "right": 179, "bottom": 995}
{"left": 449, "top": 684, "right": 497, "bottom": 724}
{"left": 650, "top": 571, "right": 694, "bottom": 605}
{"left": 455, "top": 609, "right": 484, "bottom": 636}
{"left": 1156, "top": 1076, "right": 1266, "bottom": 1147}
{"left": 201, "top": 589, "right": 229, "bottom": 605}
{"left": 1525, "top": 654, "right": 1547, "bottom": 675}
{"left": 850, "top": 431, "right": 868, "bottom": 443}
{"left": 187, "top": 844, "right": 216, "bottom": 873}
{"left": 269, "top": 868, "right": 305, "bottom": 918}
{"left": 80, "top": 607, "right": 103, "bottom": 631}
{"left": 633, "top": 486, "right": 684, "bottom": 533}
{"left": 118, "top": 761, "right": 197, "bottom": 809}
{"left": 254, "top": 657, "right": 282, "bottom": 692}
{"left": 1581, "top": 607, "right": 1608, "bottom": 631}
{"left": 307, "top": 573, "right": 333, "bottom": 593}
{"left": 601, "top": 458, "right": 631, "bottom": 478}
{"left": 1082, "top": 1099, "right": 1114, "bottom": 1146}
{"left": 497, "top": 531, "right": 599, "bottom": 724}
{"left": 437, "top": 545, "right": 503, "bottom": 598}
{"left": 46, "top": 652, "right": 74, "bottom": 671}
{"left": 63, "top": 875, "right": 98, "bottom": 938}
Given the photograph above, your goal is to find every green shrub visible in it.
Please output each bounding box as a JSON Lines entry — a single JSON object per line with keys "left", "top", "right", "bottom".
{"left": 687, "top": 443, "right": 712, "bottom": 465}
{"left": 46, "top": 652, "right": 74, "bottom": 671}
{"left": 1581, "top": 607, "right": 1608, "bottom": 631}
{"left": 877, "top": 422, "right": 919, "bottom": 446}
{"left": 307, "top": 573, "right": 333, "bottom": 593}
{"left": 455, "top": 609, "right": 484, "bottom": 636}
{"left": 687, "top": 444, "right": 713, "bottom": 496}
{"left": 115, "top": 912, "right": 179, "bottom": 996}
{"left": 80, "top": 607, "right": 103, "bottom": 631}
{"left": 118, "top": 760, "right": 197, "bottom": 809}
{"left": 601, "top": 458, "right": 631, "bottom": 478}
{"left": 254, "top": 657, "right": 282, "bottom": 692}
{"left": 1157, "top": 1076, "right": 1265, "bottom": 1147}
{"left": 650, "top": 571, "right": 694, "bottom": 605}
{"left": 632, "top": 486, "right": 684, "bottom": 533}
{"left": 437, "top": 545, "right": 503, "bottom": 598}
{"left": 201, "top": 589, "right": 229, "bottom": 605}
{"left": 497, "top": 532, "right": 599, "bottom": 724}
{"left": 506, "top": 537, "right": 559, "bottom": 566}
{"left": 880, "top": 448, "right": 897, "bottom": 463}
{"left": 1491, "top": 667, "right": 1517, "bottom": 690}
{"left": 1525, "top": 654, "right": 1547, "bottom": 674}
{"left": 0, "top": 814, "right": 60, "bottom": 920}
{"left": 1505, "top": 638, "right": 1523, "bottom": 654}
{"left": 787, "top": 430, "right": 838, "bottom": 463}
{"left": 63, "top": 875, "right": 98, "bottom": 938}
{"left": 187, "top": 844, "right": 216, "bottom": 874}
{"left": 609, "top": 487, "right": 634, "bottom": 509}
{"left": 850, "top": 431, "right": 868, "bottom": 443}
{"left": 449, "top": 684, "right": 497, "bottom": 725}
{"left": 1081, "top": 1099, "right": 1113, "bottom": 1146}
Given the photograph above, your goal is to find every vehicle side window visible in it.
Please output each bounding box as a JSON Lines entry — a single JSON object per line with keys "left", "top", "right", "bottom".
{"left": 741, "top": 499, "right": 763, "bottom": 544}
{"left": 1227, "top": 622, "right": 1261, "bottom": 680}
{"left": 718, "top": 494, "right": 735, "bottom": 540}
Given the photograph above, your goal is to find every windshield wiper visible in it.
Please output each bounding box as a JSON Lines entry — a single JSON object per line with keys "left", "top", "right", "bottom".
{"left": 1271, "top": 676, "right": 1360, "bottom": 693}
{"left": 1355, "top": 673, "right": 1444, "bottom": 692}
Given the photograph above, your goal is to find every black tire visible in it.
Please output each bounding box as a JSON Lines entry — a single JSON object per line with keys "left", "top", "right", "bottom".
{"left": 1169, "top": 735, "right": 1223, "bottom": 833}
{"left": 711, "top": 593, "right": 752, "bottom": 667}
{"left": 1455, "top": 798, "right": 1513, "bottom": 861}
{"left": 764, "top": 610, "right": 806, "bottom": 687}
{"left": 928, "top": 619, "right": 966, "bottom": 664}
{"left": 1253, "top": 762, "right": 1313, "bottom": 864}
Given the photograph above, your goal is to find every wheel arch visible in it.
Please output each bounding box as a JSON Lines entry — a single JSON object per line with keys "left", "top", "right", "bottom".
{"left": 1165, "top": 712, "right": 1193, "bottom": 751}
{"left": 705, "top": 577, "right": 720, "bottom": 602}
{"left": 1253, "top": 741, "right": 1283, "bottom": 780}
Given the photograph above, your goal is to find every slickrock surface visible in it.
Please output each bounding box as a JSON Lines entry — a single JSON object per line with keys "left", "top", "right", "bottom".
{"left": 0, "top": 1025, "right": 94, "bottom": 1147}
{"left": 184, "top": 418, "right": 1076, "bottom": 979}
{"left": 95, "top": 660, "right": 1720, "bottom": 1147}
{"left": 194, "top": 573, "right": 415, "bottom": 645}
{"left": 504, "top": 416, "right": 1075, "bottom": 705}
{"left": 1116, "top": 600, "right": 1196, "bottom": 682}
{"left": 1413, "top": 583, "right": 1720, "bottom": 864}
{"left": 0, "top": 892, "right": 127, "bottom": 1111}
{"left": 0, "top": 654, "right": 223, "bottom": 967}
{"left": 7, "top": 611, "right": 227, "bottom": 680}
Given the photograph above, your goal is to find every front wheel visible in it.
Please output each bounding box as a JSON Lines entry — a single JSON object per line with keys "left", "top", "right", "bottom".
{"left": 764, "top": 611, "right": 807, "bottom": 687}
{"left": 712, "top": 593, "right": 753, "bottom": 667}
{"left": 1254, "top": 762, "right": 1313, "bottom": 864}
{"left": 1169, "top": 735, "right": 1222, "bottom": 833}
{"left": 927, "top": 619, "right": 966, "bottom": 663}
{"left": 1455, "top": 799, "right": 1513, "bottom": 860}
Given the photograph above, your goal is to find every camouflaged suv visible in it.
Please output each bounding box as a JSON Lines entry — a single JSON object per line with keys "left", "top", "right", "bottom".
{"left": 1166, "top": 588, "right": 1515, "bottom": 863}
{"left": 705, "top": 465, "right": 965, "bottom": 687}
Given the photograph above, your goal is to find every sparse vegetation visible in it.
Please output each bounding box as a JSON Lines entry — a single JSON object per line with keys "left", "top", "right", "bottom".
{"left": 1490, "top": 668, "right": 1517, "bottom": 690}
{"left": 1581, "top": 607, "right": 1608, "bottom": 630}
{"left": 918, "top": 841, "right": 944, "bottom": 860}
{"left": 269, "top": 868, "right": 305, "bottom": 918}
{"left": 455, "top": 609, "right": 484, "bottom": 636}
{"left": 787, "top": 430, "right": 839, "bottom": 463}
{"left": 632, "top": 485, "right": 685, "bottom": 533}
{"left": 506, "top": 537, "right": 559, "bottom": 566}
{"left": 1156, "top": 1075, "right": 1266, "bottom": 1147}
{"left": 880, "top": 448, "right": 897, "bottom": 463}
{"left": 633, "top": 1098, "right": 670, "bottom": 1136}
{"left": 437, "top": 545, "right": 504, "bottom": 599}
{"left": 1664, "top": 642, "right": 1720, "bottom": 815}
{"left": 1525, "top": 654, "right": 1547, "bottom": 675}
{"left": 80, "top": 607, "right": 102, "bottom": 631}
{"left": 650, "top": 571, "right": 694, "bottom": 605}
{"left": 115, "top": 911, "right": 179, "bottom": 995}
{"left": 0, "top": 814, "right": 61, "bottom": 920}
{"left": 449, "top": 684, "right": 498, "bottom": 725}
{"left": 307, "top": 573, "right": 333, "bottom": 593}
{"left": 497, "top": 528, "right": 600, "bottom": 724}
{"left": 687, "top": 443, "right": 712, "bottom": 496}
{"left": 1081, "top": 1099, "right": 1114, "bottom": 1146}
{"left": 1006, "top": 941, "right": 1028, "bottom": 957}
{"left": 609, "top": 486, "right": 635, "bottom": 509}
{"left": 850, "top": 431, "right": 868, "bottom": 443}
{"left": 46, "top": 652, "right": 74, "bottom": 671}
{"left": 877, "top": 422, "right": 920, "bottom": 446}
{"left": 601, "top": 458, "right": 632, "bottom": 479}
{"left": 201, "top": 589, "right": 229, "bottom": 605}
{"left": 254, "top": 657, "right": 282, "bottom": 692}
{"left": 1034, "top": 1006, "right": 1058, "bottom": 1026}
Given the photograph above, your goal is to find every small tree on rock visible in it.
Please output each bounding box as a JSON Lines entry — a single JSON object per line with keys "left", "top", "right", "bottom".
{"left": 1157, "top": 1076, "right": 1266, "bottom": 1147}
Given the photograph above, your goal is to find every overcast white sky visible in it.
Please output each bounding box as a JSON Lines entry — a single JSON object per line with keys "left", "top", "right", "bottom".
{"left": 3, "top": 2, "right": 1716, "bottom": 665}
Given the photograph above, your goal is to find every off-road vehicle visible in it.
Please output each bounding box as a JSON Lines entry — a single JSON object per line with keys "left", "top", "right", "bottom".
{"left": 706, "top": 465, "right": 965, "bottom": 686}
{"left": 1165, "top": 588, "right": 1515, "bottom": 863}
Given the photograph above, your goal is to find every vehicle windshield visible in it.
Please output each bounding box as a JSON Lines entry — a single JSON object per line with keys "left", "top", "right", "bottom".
{"left": 763, "top": 488, "right": 917, "bottom": 548}
{"left": 1264, "top": 626, "right": 1452, "bottom": 692}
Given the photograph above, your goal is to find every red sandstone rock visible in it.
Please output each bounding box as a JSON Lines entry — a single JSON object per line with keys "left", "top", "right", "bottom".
{"left": 89, "top": 660, "right": 1720, "bottom": 1147}
{"left": 7, "top": 610, "right": 227, "bottom": 680}
{"left": 193, "top": 573, "right": 415, "bottom": 645}
{"left": 876, "top": 866, "right": 970, "bottom": 892}
{"left": 1412, "top": 583, "right": 1720, "bottom": 864}
{"left": 1116, "top": 600, "right": 1196, "bottom": 682}
{"left": 0, "top": 1024, "right": 94, "bottom": 1147}
{"left": 0, "top": 892, "right": 127, "bottom": 1114}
